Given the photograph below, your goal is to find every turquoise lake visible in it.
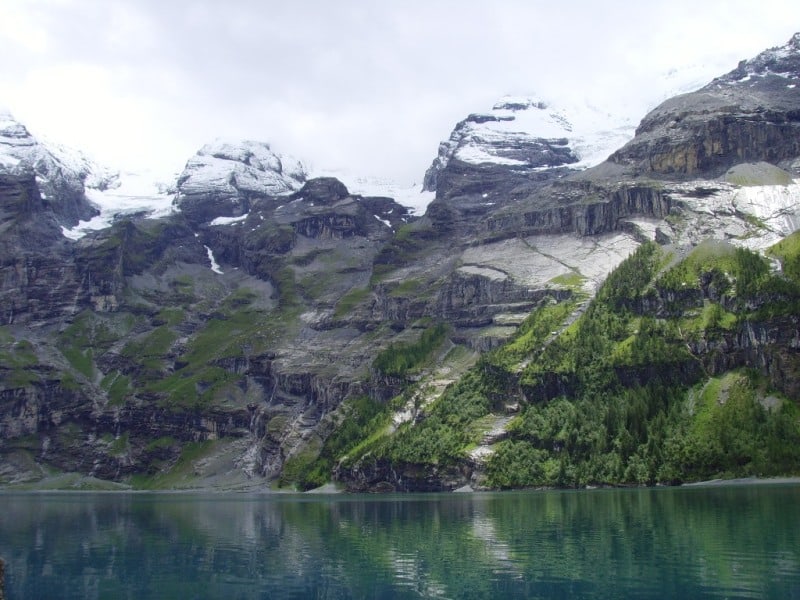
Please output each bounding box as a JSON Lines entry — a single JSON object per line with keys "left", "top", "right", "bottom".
{"left": 0, "top": 483, "right": 799, "bottom": 598}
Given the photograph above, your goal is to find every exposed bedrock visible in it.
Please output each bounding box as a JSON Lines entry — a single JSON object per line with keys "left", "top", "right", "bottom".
{"left": 484, "top": 183, "right": 672, "bottom": 238}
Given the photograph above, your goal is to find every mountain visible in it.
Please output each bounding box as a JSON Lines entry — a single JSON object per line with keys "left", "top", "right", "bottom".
{"left": 1, "top": 35, "right": 800, "bottom": 491}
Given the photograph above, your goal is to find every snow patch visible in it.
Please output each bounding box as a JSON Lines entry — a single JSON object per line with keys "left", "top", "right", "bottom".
{"left": 61, "top": 171, "right": 175, "bottom": 239}
{"left": 373, "top": 214, "right": 392, "bottom": 228}
{"left": 0, "top": 109, "right": 18, "bottom": 130}
{"left": 733, "top": 182, "right": 800, "bottom": 238}
{"left": 728, "top": 34, "right": 800, "bottom": 82}
{"left": 0, "top": 154, "right": 19, "bottom": 168}
{"left": 2, "top": 109, "right": 179, "bottom": 240}
{"left": 210, "top": 213, "right": 249, "bottom": 226}
{"left": 313, "top": 169, "right": 435, "bottom": 216}
{"left": 1, "top": 109, "right": 118, "bottom": 191}
{"left": 455, "top": 144, "right": 527, "bottom": 166}
{"left": 204, "top": 245, "right": 224, "bottom": 274}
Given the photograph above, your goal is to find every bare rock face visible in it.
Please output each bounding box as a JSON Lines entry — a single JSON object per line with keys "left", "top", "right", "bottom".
{"left": 204, "top": 176, "right": 412, "bottom": 286}
{"left": 0, "top": 163, "right": 423, "bottom": 488}
{"left": 609, "top": 33, "right": 800, "bottom": 177}
{"left": 0, "top": 172, "right": 201, "bottom": 327}
{"left": 336, "top": 456, "right": 473, "bottom": 493}
{"left": 0, "top": 174, "right": 79, "bottom": 325}
{"left": 293, "top": 177, "right": 349, "bottom": 204}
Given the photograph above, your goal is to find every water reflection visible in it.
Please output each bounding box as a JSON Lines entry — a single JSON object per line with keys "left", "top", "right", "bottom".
{"left": 0, "top": 485, "right": 799, "bottom": 599}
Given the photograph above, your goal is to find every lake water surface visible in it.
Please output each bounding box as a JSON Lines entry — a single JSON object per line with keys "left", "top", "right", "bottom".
{"left": 1, "top": 483, "right": 799, "bottom": 599}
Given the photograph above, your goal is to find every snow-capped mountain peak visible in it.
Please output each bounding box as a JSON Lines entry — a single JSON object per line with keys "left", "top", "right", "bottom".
{"left": 172, "top": 138, "right": 309, "bottom": 224}
{"left": 423, "top": 93, "right": 637, "bottom": 192}
{"left": 176, "top": 138, "right": 307, "bottom": 198}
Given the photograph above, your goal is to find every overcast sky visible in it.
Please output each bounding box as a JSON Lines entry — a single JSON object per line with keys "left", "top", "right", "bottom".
{"left": 2, "top": 1, "right": 799, "bottom": 184}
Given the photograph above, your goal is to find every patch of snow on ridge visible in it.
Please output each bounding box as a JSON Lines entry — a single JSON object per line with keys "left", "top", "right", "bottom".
{"left": 41, "top": 137, "right": 120, "bottom": 191}
{"left": 1, "top": 108, "right": 118, "bottom": 191}
{"left": 737, "top": 32, "right": 800, "bottom": 77}
{"left": 0, "top": 108, "right": 17, "bottom": 128}
{"left": 734, "top": 181, "right": 800, "bottom": 240}
{"left": 352, "top": 178, "right": 433, "bottom": 216}
{"left": 1, "top": 108, "right": 117, "bottom": 190}
{"left": 454, "top": 144, "right": 527, "bottom": 166}
{"left": 205, "top": 245, "right": 224, "bottom": 274}
{"left": 0, "top": 153, "right": 19, "bottom": 169}
{"left": 60, "top": 170, "right": 176, "bottom": 239}
{"left": 211, "top": 213, "right": 249, "bottom": 226}
{"left": 314, "top": 168, "right": 434, "bottom": 216}
{"left": 374, "top": 214, "right": 392, "bottom": 228}
{"left": 2, "top": 108, "right": 179, "bottom": 240}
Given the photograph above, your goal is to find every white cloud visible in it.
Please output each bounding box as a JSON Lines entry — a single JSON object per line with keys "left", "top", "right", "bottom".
{"left": 0, "top": 1, "right": 50, "bottom": 54}
{"left": 1, "top": 0, "right": 799, "bottom": 183}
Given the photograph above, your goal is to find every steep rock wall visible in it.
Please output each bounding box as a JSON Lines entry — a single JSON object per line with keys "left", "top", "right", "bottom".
{"left": 486, "top": 184, "right": 671, "bottom": 238}
{"left": 612, "top": 108, "right": 800, "bottom": 177}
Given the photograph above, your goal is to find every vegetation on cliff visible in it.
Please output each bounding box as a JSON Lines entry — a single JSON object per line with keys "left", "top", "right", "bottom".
{"left": 333, "top": 240, "right": 800, "bottom": 489}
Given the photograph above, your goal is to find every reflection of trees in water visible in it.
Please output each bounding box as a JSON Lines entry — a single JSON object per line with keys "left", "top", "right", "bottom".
{"left": 0, "top": 486, "right": 798, "bottom": 598}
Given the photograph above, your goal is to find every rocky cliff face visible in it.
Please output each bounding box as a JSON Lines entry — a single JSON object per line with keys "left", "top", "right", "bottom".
{"left": 0, "top": 174, "right": 82, "bottom": 325}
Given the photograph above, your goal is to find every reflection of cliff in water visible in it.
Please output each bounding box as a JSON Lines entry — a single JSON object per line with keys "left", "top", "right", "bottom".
{"left": 0, "top": 486, "right": 799, "bottom": 598}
